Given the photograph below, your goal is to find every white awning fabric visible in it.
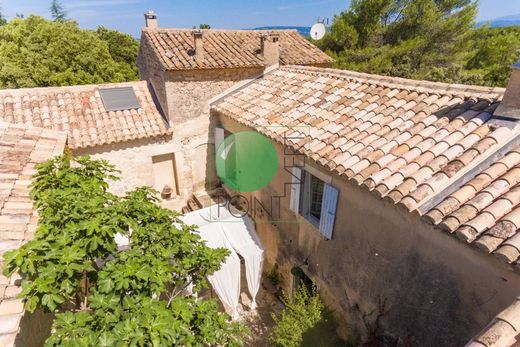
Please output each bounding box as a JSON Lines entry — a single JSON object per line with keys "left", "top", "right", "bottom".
{"left": 196, "top": 223, "right": 241, "bottom": 319}
{"left": 180, "top": 204, "right": 265, "bottom": 316}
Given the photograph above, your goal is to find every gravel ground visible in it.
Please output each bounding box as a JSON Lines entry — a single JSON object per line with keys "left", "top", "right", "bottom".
{"left": 237, "top": 275, "right": 284, "bottom": 346}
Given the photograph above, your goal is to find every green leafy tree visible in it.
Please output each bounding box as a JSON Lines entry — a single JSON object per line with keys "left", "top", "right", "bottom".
{"left": 316, "top": 0, "right": 520, "bottom": 86}
{"left": 199, "top": 24, "right": 211, "bottom": 29}
{"left": 95, "top": 26, "right": 140, "bottom": 81}
{"left": 3, "top": 154, "right": 247, "bottom": 346}
{"left": 0, "top": 16, "right": 138, "bottom": 88}
{"left": 50, "top": 0, "right": 67, "bottom": 22}
{"left": 464, "top": 26, "right": 520, "bottom": 86}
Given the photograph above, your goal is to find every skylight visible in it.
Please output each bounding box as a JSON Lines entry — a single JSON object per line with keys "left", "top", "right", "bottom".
{"left": 99, "top": 87, "right": 141, "bottom": 112}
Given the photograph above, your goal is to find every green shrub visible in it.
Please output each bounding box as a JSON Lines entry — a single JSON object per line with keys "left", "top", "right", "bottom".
{"left": 269, "top": 284, "right": 324, "bottom": 347}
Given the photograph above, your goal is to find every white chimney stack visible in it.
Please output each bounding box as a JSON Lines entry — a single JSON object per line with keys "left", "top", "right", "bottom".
{"left": 261, "top": 33, "right": 280, "bottom": 67}
{"left": 494, "top": 60, "right": 520, "bottom": 120}
{"left": 144, "top": 10, "right": 158, "bottom": 29}
{"left": 193, "top": 30, "right": 204, "bottom": 62}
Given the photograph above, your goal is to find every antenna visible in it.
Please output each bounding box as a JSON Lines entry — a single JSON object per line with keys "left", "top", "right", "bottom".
{"left": 310, "top": 22, "right": 326, "bottom": 40}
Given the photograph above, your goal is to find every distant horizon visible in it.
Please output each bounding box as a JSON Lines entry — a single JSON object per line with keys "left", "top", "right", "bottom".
{"left": 0, "top": 0, "right": 518, "bottom": 37}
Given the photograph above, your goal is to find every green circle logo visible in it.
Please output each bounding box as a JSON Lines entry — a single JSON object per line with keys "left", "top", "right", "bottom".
{"left": 216, "top": 131, "right": 278, "bottom": 193}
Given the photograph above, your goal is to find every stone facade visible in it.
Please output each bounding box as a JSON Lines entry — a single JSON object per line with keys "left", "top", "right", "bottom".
{"left": 137, "top": 35, "right": 169, "bottom": 121}
{"left": 137, "top": 31, "right": 263, "bottom": 125}
{"left": 216, "top": 115, "right": 520, "bottom": 347}
{"left": 133, "top": 36, "right": 265, "bottom": 207}
{"left": 164, "top": 68, "right": 263, "bottom": 123}
{"left": 74, "top": 114, "right": 219, "bottom": 211}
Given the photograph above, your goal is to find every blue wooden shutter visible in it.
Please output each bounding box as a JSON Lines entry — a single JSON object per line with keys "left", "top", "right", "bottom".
{"left": 319, "top": 183, "right": 338, "bottom": 239}
{"left": 290, "top": 167, "right": 303, "bottom": 214}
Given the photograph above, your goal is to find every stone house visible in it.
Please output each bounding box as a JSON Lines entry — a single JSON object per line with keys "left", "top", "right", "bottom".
{"left": 2, "top": 9, "right": 520, "bottom": 347}
{"left": 0, "top": 12, "right": 332, "bottom": 212}
{"left": 211, "top": 64, "right": 520, "bottom": 346}
{"left": 0, "top": 13, "right": 335, "bottom": 346}
{"left": 136, "top": 11, "right": 334, "bottom": 203}
{"left": 0, "top": 81, "right": 188, "bottom": 206}
{"left": 137, "top": 11, "right": 334, "bottom": 124}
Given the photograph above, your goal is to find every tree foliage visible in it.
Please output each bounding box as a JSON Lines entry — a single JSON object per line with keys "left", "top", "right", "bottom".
{"left": 3, "top": 154, "right": 246, "bottom": 346}
{"left": 95, "top": 26, "right": 140, "bottom": 82}
{"left": 50, "top": 0, "right": 67, "bottom": 22}
{"left": 0, "top": 16, "right": 139, "bottom": 88}
{"left": 318, "top": 0, "right": 520, "bottom": 87}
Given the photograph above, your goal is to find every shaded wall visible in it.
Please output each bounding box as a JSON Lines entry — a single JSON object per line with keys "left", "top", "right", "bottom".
{"left": 136, "top": 34, "right": 169, "bottom": 121}
{"left": 164, "top": 67, "right": 262, "bottom": 123}
{"left": 217, "top": 115, "right": 520, "bottom": 346}
{"left": 15, "top": 310, "right": 54, "bottom": 347}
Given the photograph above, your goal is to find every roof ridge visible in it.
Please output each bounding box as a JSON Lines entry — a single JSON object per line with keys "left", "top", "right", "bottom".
{"left": 143, "top": 28, "right": 299, "bottom": 33}
{"left": 0, "top": 80, "right": 148, "bottom": 95}
{"left": 281, "top": 65, "right": 505, "bottom": 100}
{"left": 141, "top": 28, "right": 333, "bottom": 71}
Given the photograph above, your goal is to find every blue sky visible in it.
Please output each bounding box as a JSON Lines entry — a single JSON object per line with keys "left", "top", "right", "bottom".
{"left": 0, "top": 0, "right": 519, "bottom": 37}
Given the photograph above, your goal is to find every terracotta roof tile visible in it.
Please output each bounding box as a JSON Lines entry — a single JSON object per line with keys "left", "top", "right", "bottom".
{"left": 0, "top": 81, "right": 170, "bottom": 149}
{"left": 142, "top": 29, "right": 334, "bottom": 70}
{"left": 426, "top": 142, "right": 520, "bottom": 265}
{"left": 210, "top": 65, "right": 520, "bottom": 272}
{"left": 0, "top": 121, "right": 66, "bottom": 346}
{"left": 467, "top": 297, "right": 520, "bottom": 347}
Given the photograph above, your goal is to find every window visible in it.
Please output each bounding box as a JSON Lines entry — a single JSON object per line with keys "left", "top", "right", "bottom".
{"left": 99, "top": 87, "right": 141, "bottom": 112}
{"left": 302, "top": 172, "right": 325, "bottom": 226}
{"left": 307, "top": 173, "right": 325, "bottom": 222}
{"left": 289, "top": 167, "right": 338, "bottom": 240}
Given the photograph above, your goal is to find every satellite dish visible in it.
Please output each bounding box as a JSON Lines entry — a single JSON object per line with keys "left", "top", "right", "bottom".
{"left": 310, "top": 22, "right": 326, "bottom": 40}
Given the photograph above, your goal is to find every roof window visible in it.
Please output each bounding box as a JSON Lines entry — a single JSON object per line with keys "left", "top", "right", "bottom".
{"left": 99, "top": 87, "right": 141, "bottom": 112}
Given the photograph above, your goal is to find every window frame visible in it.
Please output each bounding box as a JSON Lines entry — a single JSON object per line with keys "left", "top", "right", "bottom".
{"left": 299, "top": 170, "right": 326, "bottom": 228}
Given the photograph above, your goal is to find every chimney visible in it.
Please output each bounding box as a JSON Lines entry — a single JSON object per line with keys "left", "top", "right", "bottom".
{"left": 260, "top": 33, "right": 280, "bottom": 67}
{"left": 144, "top": 10, "right": 158, "bottom": 29}
{"left": 494, "top": 60, "right": 520, "bottom": 120}
{"left": 193, "top": 30, "right": 204, "bottom": 62}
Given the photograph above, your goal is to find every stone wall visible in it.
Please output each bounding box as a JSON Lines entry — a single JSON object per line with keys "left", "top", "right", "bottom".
{"left": 15, "top": 310, "right": 54, "bottom": 347}
{"left": 74, "top": 115, "right": 218, "bottom": 211}
{"left": 121, "top": 38, "right": 266, "bottom": 209}
{"left": 217, "top": 115, "right": 520, "bottom": 346}
{"left": 136, "top": 34, "right": 169, "bottom": 122}
{"left": 164, "top": 68, "right": 263, "bottom": 123}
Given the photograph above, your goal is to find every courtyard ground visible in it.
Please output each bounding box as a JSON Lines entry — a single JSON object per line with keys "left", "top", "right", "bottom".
{"left": 235, "top": 265, "right": 347, "bottom": 346}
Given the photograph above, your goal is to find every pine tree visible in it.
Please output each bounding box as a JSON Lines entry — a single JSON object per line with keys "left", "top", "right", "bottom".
{"left": 318, "top": 0, "right": 481, "bottom": 84}
{"left": 50, "top": 0, "right": 67, "bottom": 22}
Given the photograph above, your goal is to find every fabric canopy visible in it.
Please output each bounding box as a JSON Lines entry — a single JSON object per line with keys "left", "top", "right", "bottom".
{"left": 180, "top": 204, "right": 265, "bottom": 315}
{"left": 196, "top": 223, "right": 241, "bottom": 320}
{"left": 218, "top": 214, "right": 264, "bottom": 309}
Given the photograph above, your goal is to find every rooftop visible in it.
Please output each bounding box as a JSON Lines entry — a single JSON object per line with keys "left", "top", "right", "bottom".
{"left": 141, "top": 28, "right": 334, "bottom": 71}
{"left": 0, "top": 81, "right": 170, "bottom": 149}
{"left": 211, "top": 65, "right": 520, "bottom": 265}
{"left": 0, "top": 121, "right": 66, "bottom": 345}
